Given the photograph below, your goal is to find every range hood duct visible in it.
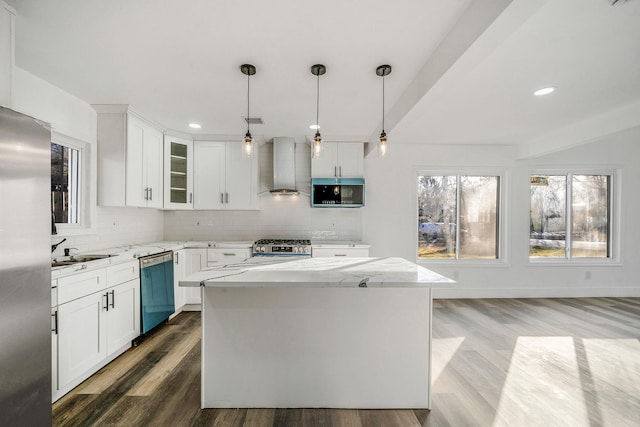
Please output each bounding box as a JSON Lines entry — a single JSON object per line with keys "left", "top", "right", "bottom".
{"left": 270, "top": 137, "right": 299, "bottom": 195}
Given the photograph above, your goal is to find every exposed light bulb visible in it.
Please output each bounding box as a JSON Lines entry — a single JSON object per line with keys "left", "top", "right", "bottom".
{"left": 534, "top": 87, "right": 555, "bottom": 96}
{"left": 189, "top": 123, "right": 201, "bottom": 129}
{"left": 378, "top": 130, "right": 388, "bottom": 157}
{"left": 313, "top": 131, "right": 322, "bottom": 158}
{"left": 243, "top": 131, "right": 253, "bottom": 157}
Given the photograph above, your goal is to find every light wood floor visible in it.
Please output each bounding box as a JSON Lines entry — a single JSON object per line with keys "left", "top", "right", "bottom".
{"left": 53, "top": 298, "right": 640, "bottom": 426}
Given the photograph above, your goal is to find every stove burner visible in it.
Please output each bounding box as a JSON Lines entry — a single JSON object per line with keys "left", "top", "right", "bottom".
{"left": 255, "top": 239, "right": 311, "bottom": 245}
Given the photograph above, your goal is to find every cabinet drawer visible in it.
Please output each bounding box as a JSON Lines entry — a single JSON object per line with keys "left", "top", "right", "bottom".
{"left": 106, "top": 261, "right": 140, "bottom": 287}
{"left": 207, "top": 248, "right": 251, "bottom": 262}
{"left": 312, "top": 247, "right": 370, "bottom": 258}
{"left": 58, "top": 269, "right": 107, "bottom": 305}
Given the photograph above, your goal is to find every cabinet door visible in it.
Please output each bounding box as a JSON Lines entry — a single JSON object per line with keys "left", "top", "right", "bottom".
{"left": 311, "top": 142, "right": 339, "bottom": 178}
{"left": 193, "top": 142, "right": 225, "bottom": 209}
{"left": 144, "top": 126, "right": 164, "bottom": 208}
{"left": 164, "top": 136, "right": 194, "bottom": 209}
{"left": 57, "top": 292, "right": 107, "bottom": 391}
{"left": 172, "top": 249, "right": 187, "bottom": 312}
{"left": 337, "top": 143, "right": 364, "bottom": 178}
{"left": 126, "top": 116, "right": 146, "bottom": 207}
{"left": 106, "top": 279, "right": 140, "bottom": 355}
{"left": 225, "top": 141, "right": 257, "bottom": 210}
{"left": 184, "top": 249, "right": 206, "bottom": 304}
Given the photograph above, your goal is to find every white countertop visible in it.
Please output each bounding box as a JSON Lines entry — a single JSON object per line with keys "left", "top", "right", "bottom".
{"left": 180, "top": 256, "right": 454, "bottom": 288}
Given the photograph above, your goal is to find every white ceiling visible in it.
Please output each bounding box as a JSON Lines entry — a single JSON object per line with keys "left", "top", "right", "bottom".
{"left": 14, "top": 0, "right": 640, "bottom": 156}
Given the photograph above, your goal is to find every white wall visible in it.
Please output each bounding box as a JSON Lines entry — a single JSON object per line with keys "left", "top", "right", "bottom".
{"left": 363, "top": 130, "right": 640, "bottom": 298}
{"left": 10, "top": 66, "right": 166, "bottom": 256}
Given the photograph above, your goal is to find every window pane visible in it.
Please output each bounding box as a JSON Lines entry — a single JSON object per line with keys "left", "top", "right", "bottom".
{"left": 417, "top": 176, "right": 457, "bottom": 259}
{"left": 571, "top": 175, "right": 609, "bottom": 258}
{"left": 530, "top": 175, "right": 567, "bottom": 258}
{"left": 459, "top": 176, "right": 499, "bottom": 259}
{"left": 51, "top": 143, "right": 80, "bottom": 224}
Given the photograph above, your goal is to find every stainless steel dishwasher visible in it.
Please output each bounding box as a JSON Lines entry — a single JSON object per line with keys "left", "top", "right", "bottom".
{"left": 139, "top": 251, "right": 175, "bottom": 335}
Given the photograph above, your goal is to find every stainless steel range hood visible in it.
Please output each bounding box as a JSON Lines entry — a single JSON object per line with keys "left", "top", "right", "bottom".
{"left": 270, "top": 137, "right": 299, "bottom": 195}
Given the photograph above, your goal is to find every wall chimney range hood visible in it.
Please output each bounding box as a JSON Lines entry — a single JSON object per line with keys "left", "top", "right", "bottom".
{"left": 270, "top": 137, "right": 299, "bottom": 195}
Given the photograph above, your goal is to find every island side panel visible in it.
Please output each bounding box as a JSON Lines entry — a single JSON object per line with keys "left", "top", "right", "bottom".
{"left": 201, "top": 287, "right": 432, "bottom": 408}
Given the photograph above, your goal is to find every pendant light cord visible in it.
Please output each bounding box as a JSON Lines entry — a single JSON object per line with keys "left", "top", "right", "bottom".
{"left": 316, "top": 73, "right": 320, "bottom": 129}
{"left": 247, "top": 72, "right": 250, "bottom": 134}
{"left": 382, "top": 75, "right": 385, "bottom": 132}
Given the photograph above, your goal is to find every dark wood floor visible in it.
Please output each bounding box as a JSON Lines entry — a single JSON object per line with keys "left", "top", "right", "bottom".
{"left": 53, "top": 298, "right": 640, "bottom": 426}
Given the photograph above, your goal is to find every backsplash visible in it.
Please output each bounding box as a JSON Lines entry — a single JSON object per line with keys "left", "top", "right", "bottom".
{"left": 164, "top": 195, "right": 362, "bottom": 241}
{"left": 51, "top": 206, "right": 164, "bottom": 257}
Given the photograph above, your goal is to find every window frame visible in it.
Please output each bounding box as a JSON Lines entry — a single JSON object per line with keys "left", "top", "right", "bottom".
{"left": 415, "top": 167, "right": 509, "bottom": 267}
{"left": 528, "top": 167, "right": 621, "bottom": 266}
{"left": 51, "top": 132, "right": 97, "bottom": 236}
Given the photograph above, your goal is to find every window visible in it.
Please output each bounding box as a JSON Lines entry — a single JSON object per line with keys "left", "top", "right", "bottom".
{"left": 417, "top": 174, "right": 500, "bottom": 260}
{"left": 51, "top": 142, "right": 80, "bottom": 224}
{"left": 50, "top": 132, "right": 95, "bottom": 235}
{"left": 530, "top": 173, "right": 612, "bottom": 259}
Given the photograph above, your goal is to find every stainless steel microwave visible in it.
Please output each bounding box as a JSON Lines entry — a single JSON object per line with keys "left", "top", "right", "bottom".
{"left": 311, "top": 178, "right": 365, "bottom": 208}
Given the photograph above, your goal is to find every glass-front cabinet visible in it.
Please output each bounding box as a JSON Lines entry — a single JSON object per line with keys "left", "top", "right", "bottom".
{"left": 164, "top": 135, "right": 193, "bottom": 209}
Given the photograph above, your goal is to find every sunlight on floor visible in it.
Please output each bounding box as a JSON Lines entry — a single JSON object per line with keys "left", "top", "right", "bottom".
{"left": 581, "top": 338, "right": 640, "bottom": 426}
{"left": 431, "top": 337, "right": 465, "bottom": 384}
{"left": 493, "top": 336, "right": 588, "bottom": 427}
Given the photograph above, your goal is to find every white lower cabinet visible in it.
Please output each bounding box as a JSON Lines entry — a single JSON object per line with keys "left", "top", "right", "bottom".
{"left": 311, "top": 245, "right": 370, "bottom": 257}
{"left": 57, "top": 291, "right": 107, "bottom": 392}
{"left": 53, "top": 260, "right": 140, "bottom": 402}
{"left": 172, "top": 249, "right": 187, "bottom": 315}
{"left": 184, "top": 248, "right": 207, "bottom": 305}
{"left": 106, "top": 279, "right": 140, "bottom": 355}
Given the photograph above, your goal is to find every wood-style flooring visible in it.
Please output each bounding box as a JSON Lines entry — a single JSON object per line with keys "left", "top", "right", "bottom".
{"left": 53, "top": 298, "right": 640, "bottom": 426}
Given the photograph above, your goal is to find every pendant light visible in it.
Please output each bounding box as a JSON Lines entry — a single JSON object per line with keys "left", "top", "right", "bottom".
{"left": 310, "top": 64, "right": 326, "bottom": 158}
{"left": 240, "top": 64, "right": 256, "bottom": 157}
{"left": 376, "top": 64, "right": 392, "bottom": 157}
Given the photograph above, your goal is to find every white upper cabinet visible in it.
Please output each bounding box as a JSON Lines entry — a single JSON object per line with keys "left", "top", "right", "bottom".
{"left": 126, "top": 115, "right": 163, "bottom": 208}
{"left": 193, "top": 141, "right": 258, "bottom": 210}
{"left": 94, "top": 105, "right": 164, "bottom": 208}
{"left": 311, "top": 142, "right": 363, "bottom": 178}
{"left": 164, "top": 135, "right": 193, "bottom": 209}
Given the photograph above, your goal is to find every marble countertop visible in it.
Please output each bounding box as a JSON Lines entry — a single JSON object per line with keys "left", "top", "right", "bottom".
{"left": 180, "top": 256, "right": 454, "bottom": 288}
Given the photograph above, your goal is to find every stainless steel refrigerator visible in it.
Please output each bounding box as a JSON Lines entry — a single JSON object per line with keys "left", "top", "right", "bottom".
{"left": 0, "top": 106, "right": 52, "bottom": 425}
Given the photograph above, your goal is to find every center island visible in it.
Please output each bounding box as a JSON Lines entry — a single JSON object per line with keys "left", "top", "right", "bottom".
{"left": 180, "top": 256, "right": 454, "bottom": 409}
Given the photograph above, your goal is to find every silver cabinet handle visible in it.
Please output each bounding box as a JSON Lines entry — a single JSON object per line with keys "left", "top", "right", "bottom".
{"left": 51, "top": 311, "right": 58, "bottom": 335}
{"left": 103, "top": 293, "right": 109, "bottom": 311}
{"left": 175, "top": 252, "right": 179, "bottom": 264}
{"left": 144, "top": 188, "right": 149, "bottom": 200}
{"left": 225, "top": 193, "right": 229, "bottom": 204}
{"left": 334, "top": 166, "right": 337, "bottom": 177}
{"left": 149, "top": 187, "right": 153, "bottom": 200}
{"left": 223, "top": 253, "right": 235, "bottom": 256}
{"left": 334, "top": 254, "right": 347, "bottom": 256}
{"left": 189, "top": 193, "right": 193, "bottom": 204}
{"left": 220, "top": 193, "right": 224, "bottom": 204}
{"left": 110, "top": 290, "right": 115, "bottom": 309}
{"left": 339, "top": 166, "right": 342, "bottom": 177}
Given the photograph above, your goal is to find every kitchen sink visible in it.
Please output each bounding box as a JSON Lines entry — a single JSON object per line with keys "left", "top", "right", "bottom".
{"left": 51, "top": 254, "right": 115, "bottom": 268}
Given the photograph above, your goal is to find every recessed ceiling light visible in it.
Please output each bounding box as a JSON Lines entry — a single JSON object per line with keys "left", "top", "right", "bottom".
{"left": 533, "top": 87, "right": 555, "bottom": 96}
{"left": 189, "top": 123, "right": 201, "bottom": 129}
{"left": 309, "top": 124, "right": 320, "bottom": 130}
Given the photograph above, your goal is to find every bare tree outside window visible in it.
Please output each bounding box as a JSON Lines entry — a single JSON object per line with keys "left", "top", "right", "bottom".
{"left": 529, "top": 174, "right": 610, "bottom": 259}
{"left": 418, "top": 174, "right": 499, "bottom": 260}
{"left": 51, "top": 143, "right": 80, "bottom": 225}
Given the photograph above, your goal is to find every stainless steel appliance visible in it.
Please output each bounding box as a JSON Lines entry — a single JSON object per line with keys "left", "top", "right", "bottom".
{"left": 252, "top": 239, "right": 312, "bottom": 257}
{"left": 311, "top": 178, "right": 365, "bottom": 207}
{"left": 0, "top": 107, "right": 52, "bottom": 425}
{"left": 139, "top": 251, "right": 175, "bottom": 335}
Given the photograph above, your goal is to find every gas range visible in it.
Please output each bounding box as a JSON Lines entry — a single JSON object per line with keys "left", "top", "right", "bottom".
{"left": 252, "top": 239, "right": 312, "bottom": 257}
